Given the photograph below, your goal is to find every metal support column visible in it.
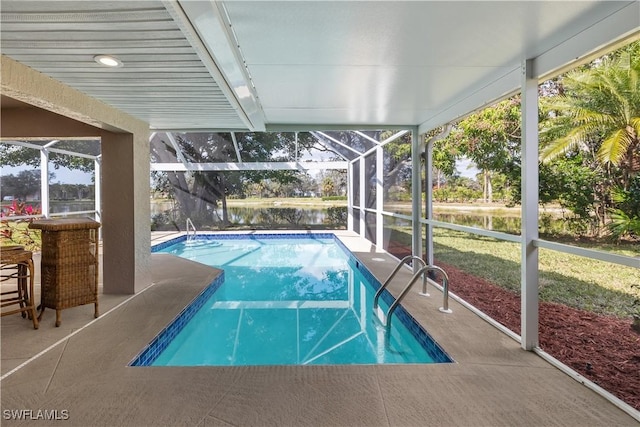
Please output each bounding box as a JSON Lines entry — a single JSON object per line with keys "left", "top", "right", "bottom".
{"left": 521, "top": 59, "right": 540, "bottom": 350}
{"left": 359, "top": 155, "right": 366, "bottom": 238}
{"left": 347, "top": 160, "right": 354, "bottom": 231}
{"left": 411, "top": 129, "right": 422, "bottom": 272}
{"left": 40, "top": 148, "right": 50, "bottom": 218}
{"left": 94, "top": 156, "right": 102, "bottom": 239}
{"left": 376, "top": 144, "right": 384, "bottom": 246}
{"left": 424, "top": 136, "right": 434, "bottom": 267}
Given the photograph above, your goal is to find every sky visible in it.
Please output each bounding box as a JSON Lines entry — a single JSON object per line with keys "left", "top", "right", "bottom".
{"left": 456, "top": 158, "right": 480, "bottom": 179}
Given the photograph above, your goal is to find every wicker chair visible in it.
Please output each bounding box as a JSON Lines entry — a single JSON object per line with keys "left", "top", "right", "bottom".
{"left": 1, "top": 245, "right": 39, "bottom": 329}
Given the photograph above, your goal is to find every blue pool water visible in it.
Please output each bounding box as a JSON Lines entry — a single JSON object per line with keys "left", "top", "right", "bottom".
{"left": 132, "top": 234, "right": 452, "bottom": 366}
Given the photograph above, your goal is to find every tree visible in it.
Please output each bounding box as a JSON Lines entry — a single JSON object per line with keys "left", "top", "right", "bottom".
{"left": 321, "top": 177, "right": 336, "bottom": 197}
{"left": 445, "top": 97, "right": 522, "bottom": 202}
{"left": 49, "top": 183, "right": 94, "bottom": 200}
{"left": 540, "top": 41, "right": 640, "bottom": 237}
{"left": 540, "top": 48, "right": 640, "bottom": 183}
{"left": 380, "top": 131, "right": 412, "bottom": 195}
{"left": 315, "top": 131, "right": 382, "bottom": 207}
{"left": 608, "top": 175, "right": 640, "bottom": 239}
{"left": 295, "top": 173, "right": 319, "bottom": 197}
{"left": 430, "top": 125, "right": 458, "bottom": 189}
{"left": 150, "top": 132, "right": 317, "bottom": 228}
{"left": 0, "top": 141, "right": 98, "bottom": 173}
{"left": 317, "top": 170, "right": 346, "bottom": 197}
{"left": 1, "top": 170, "right": 41, "bottom": 201}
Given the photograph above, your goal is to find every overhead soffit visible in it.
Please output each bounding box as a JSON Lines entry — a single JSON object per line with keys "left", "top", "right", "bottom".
{"left": 0, "top": 0, "right": 253, "bottom": 131}
{"left": 221, "top": 1, "right": 639, "bottom": 131}
{"left": 1, "top": 1, "right": 639, "bottom": 134}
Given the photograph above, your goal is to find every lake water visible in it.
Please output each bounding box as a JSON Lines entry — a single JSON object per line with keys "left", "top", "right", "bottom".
{"left": 150, "top": 202, "right": 567, "bottom": 235}
{"left": 151, "top": 202, "right": 340, "bottom": 226}
{"left": 50, "top": 200, "right": 96, "bottom": 214}
{"left": 11, "top": 200, "right": 564, "bottom": 235}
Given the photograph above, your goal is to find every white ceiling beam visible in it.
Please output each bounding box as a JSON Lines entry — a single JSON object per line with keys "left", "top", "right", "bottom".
{"left": 418, "top": 69, "right": 521, "bottom": 135}
{"left": 380, "top": 130, "right": 410, "bottom": 146}
{"left": 230, "top": 132, "right": 242, "bottom": 163}
{"left": 266, "top": 124, "right": 413, "bottom": 132}
{"left": 534, "top": 1, "right": 640, "bottom": 81}
{"left": 43, "top": 140, "right": 59, "bottom": 148}
{"left": 167, "top": 0, "right": 266, "bottom": 131}
{"left": 354, "top": 131, "right": 381, "bottom": 146}
{"left": 418, "top": 2, "right": 640, "bottom": 135}
{"left": 165, "top": 132, "right": 190, "bottom": 168}
{"left": 312, "top": 131, "right": 363, "bottom": 156}
{"left": 151, "top": 127, "right": 254, "bottom": 133}
{"left": 1, "top": 140, "right": 98, "bottom": 160}
{"left": 361, "top": 130, "right": 410, "bottom": 157}
{"left": 2, "top": 140, "right": 46, "bottom": 150}
{"left": 151, "top": 161, "right": 348, "bottom": 172}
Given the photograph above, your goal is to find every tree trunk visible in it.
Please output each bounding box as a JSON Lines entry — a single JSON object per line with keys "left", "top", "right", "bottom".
{"left": 221, "top": 174, "right": 229, "bottom": 226}
{"left": 483, "top": 170, "right": 493, "bottom": 203}
{"left": 166, "top": 172, "right": 195, "bottom": 215}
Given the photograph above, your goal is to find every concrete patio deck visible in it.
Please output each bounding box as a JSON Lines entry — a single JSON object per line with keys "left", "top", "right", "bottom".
{"left": 1, "top": 230, "right": 637, "bottom": 426}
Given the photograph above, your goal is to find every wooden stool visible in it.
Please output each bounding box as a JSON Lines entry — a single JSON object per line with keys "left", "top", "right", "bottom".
{"left": 1, "top": 246, "right": 39, "bottom": 329}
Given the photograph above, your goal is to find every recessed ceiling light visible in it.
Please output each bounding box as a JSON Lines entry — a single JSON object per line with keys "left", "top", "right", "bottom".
{"left": 94, "top": 55, "right": 123, "bottom": 68}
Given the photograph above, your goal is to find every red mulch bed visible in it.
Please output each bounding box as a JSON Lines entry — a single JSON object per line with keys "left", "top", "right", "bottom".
{"left": 435, "top": 260, "right": 640, "bottom": 411}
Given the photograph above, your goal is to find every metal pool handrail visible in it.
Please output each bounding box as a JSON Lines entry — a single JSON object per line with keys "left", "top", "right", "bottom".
{"left": 186, "top": 218, "right": 197, "bottom": 241}
{"left": 374, "top": 257, "right": 452, "bottom": 328}
{"left": 373, "top": 255, "right": 426, "bottom": 311}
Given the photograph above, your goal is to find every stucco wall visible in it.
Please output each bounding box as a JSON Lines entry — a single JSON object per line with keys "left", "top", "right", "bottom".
{"left": 1, "top": 55, "right": 151, "bottom": 294}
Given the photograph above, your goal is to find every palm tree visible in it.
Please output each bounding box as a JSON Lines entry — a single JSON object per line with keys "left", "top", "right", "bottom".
{"left": 540, "top": 46, "right": 640, "bottom": 239}
{"left": 540, "top": 52, "right": 640, "bottom": 184}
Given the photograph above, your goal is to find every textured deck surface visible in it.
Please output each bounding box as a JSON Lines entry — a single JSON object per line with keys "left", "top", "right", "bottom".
{"left": 1, "top": 230, "right": 637, "bottom": 426}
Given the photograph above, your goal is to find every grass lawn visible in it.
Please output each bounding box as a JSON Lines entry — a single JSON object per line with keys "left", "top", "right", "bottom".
{"left": 225, "top": 197, "right": 347, "bottom": 208}
{"left": 390, "top": 227, "right": 639, "bottom": 318}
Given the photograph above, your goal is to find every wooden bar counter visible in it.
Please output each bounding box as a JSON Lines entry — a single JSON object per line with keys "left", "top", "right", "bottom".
{"left": 29, "top": 218, "right": 100, "bottom": 327}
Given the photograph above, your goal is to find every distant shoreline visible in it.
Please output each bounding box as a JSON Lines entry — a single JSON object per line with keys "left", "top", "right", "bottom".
{"left": 221, "top": 198, "right": 564, "bottom": 215}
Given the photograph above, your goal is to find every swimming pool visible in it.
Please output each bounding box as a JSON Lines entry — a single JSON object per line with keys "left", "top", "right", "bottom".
{"left": 131, "top": 233, "right": 452, "bottom": 366}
